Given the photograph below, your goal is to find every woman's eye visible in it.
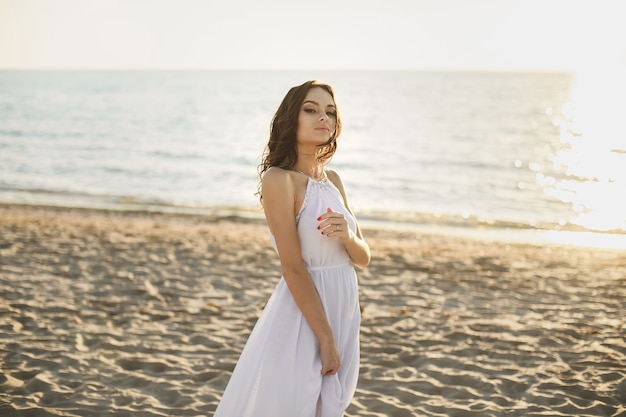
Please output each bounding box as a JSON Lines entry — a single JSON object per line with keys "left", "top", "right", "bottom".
{"left": 304, "top": 108, "right": 316, "bottom": 113}
{"left": 327, "top": 111, "right": 337, "bottom": 117}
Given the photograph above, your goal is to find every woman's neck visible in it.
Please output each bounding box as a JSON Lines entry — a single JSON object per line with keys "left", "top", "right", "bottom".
{"left": 293, "top": 155, "right": 324, "bottom": 181}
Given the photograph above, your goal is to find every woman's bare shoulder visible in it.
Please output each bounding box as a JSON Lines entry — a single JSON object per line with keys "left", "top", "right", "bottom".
{"left": 262, "top": 167, "right": 299, "bottom": 201}
{"left": 325, "top": 168, "right": 340, "bottom": 180}
{"left": 262, "top": 166, "right": 291, "bottom": 184}
{"left": 325, "top": 168, "right": 346, "bottom": 191}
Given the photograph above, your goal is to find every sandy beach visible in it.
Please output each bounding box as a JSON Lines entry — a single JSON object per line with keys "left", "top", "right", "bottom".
{"left": 1, "top": 203, "right": 625, "bottom": 417}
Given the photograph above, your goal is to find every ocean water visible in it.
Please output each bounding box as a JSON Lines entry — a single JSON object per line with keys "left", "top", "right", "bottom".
{"left": 1, "top": 70, "right": 625, "bottom": 244}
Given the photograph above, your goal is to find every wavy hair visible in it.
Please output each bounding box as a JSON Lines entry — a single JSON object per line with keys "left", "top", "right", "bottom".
{"left": 257, "top": 80, "right": 342, "bottom": 200}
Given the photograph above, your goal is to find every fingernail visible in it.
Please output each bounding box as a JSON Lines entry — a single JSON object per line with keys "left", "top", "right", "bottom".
{"left": 317, "top": 216, "right": 321, "bottom": 221}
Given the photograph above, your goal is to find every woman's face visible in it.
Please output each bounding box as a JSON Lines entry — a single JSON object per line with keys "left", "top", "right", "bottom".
{"left": 296, "top": 87, "right": 337, "bottom": 147}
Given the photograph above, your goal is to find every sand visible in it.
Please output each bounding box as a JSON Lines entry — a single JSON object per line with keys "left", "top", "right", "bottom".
{"left": 0, "top": 203, "right": 625, "bottom": 417}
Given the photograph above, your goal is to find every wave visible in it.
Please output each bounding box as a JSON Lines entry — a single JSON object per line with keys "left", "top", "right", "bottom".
{"left": 0, "top": 187, "right": 263, "bottom": 218}
{"left": 2, "top": 188, "right": 625, "bottom": 251}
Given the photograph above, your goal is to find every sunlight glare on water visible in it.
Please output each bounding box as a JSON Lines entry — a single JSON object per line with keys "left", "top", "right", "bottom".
{"left": 544, "top": 67, "right": 626, "bottom": 234}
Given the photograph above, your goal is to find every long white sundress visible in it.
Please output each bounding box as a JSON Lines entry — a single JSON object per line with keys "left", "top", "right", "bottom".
{"left": 213, "top": 175, "right": 361, "bottom": 417}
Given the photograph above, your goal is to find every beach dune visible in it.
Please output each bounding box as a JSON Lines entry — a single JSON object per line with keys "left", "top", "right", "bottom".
{"left": 1, "top": 204, "right": 625, "bottom": 416}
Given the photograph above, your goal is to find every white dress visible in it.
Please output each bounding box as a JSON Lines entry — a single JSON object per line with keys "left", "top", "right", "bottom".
{"left": 213, "top": 176, "right": 361, "bottom": 417}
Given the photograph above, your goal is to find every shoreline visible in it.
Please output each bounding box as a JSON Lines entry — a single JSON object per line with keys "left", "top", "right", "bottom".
{"left": 1, "top": 202, "right": 625, "bottom": 416}
{"left": 2, "top": 201, "right": 626, "bottom": 251}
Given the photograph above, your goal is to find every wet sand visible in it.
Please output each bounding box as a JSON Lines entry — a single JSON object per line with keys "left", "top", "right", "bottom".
{"left": 1, "top": 203, "right": 625, "bottom": 416}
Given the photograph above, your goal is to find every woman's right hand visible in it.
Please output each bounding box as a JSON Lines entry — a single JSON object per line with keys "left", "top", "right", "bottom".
{"left": 320, "top": 338, "right": 341, "bottom": 376}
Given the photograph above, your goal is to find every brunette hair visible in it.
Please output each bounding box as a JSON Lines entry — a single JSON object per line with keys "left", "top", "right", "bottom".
{"left": 257, "top": 80, "right": 342, "bottom": 199}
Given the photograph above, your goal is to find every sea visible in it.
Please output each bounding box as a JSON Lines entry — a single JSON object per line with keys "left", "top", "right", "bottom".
{"left": 1, "top": 70, "right": 625, "bottom": 248}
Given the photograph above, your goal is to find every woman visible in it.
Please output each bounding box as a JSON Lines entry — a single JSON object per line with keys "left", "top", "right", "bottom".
{"left": 213, "top": 80, "right": 370, "bottom": 417}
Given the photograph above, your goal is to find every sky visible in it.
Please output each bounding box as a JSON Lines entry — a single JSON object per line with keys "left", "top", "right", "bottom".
{"left": 0, "top": 0, "right": 624, "bottom": 72}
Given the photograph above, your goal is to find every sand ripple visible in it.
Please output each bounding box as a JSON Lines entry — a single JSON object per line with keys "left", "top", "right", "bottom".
{"left": 1, "top": 205, "right": 625, "bottom": 416}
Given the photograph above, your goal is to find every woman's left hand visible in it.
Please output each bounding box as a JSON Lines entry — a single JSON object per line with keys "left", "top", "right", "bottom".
{"left": 317, "top": 208, "right": 349, "bottom": 240}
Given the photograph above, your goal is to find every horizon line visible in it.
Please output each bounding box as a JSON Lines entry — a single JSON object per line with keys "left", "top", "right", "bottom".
{"left": 0, "top": 66, "right": 577, "bottom": 74}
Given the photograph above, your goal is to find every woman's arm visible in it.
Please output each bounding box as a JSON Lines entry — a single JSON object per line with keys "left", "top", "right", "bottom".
{"left": 261, "top": 167, "right": 341, "bottom": 376}
{"left": 324, "top": 169, "right": 371, "bottom": 268}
